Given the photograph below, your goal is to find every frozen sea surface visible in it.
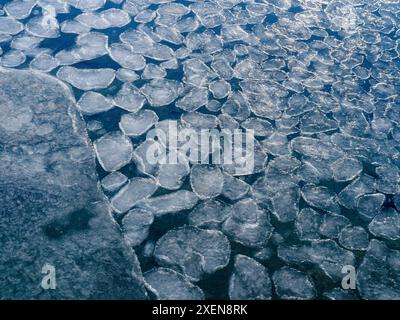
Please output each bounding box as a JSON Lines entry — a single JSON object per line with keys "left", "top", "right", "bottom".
{"left": 1, "top": 0, "right": 400, "bottom": 300}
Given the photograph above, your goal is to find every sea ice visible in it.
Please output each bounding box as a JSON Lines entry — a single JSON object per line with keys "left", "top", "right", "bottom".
{"left": 29, "top": 52, "right": 59, "bottom": 72}
{"left": 144, "top": 268, "right": 205, "bottom": 300}
{"left": 101, "top": 171, "right": 128, "bottom": 193}
{"left": 136, "top": 190, "right": 199, "bottom": 217}
{"left": 93, "top": 131, "right": 133, "bottom": 172}
{"left": 338, "top": 226, "right": 369, "bottom": 251}
{"left": 77, "top": 91, "right": 114, "bottom": 116}
{"left": 154, "top": 226, "right": 231, "bottom": 281}
{"left": 222, "top": 198, "right": 274, "bottom": 248}
{"left": 111, "top": 178, "right": 158, "bottom": 213}
{"left": 188, "top": 200, "right": 231, "bottom": 230}
{"left": 140, "top": 79, "right": 183, "bottom": 107}
{"left": 229, "top": 255, "right": 272, "bottom": 300}
{"left": 369, "top": 208, "right": 400, "bottom": 241}
{"left": 122, "top": 208, "right": 154, "bottom": 247}
{"left": 190, "top": 165, "right": 224, "bottom": 199}
{"left": 113, "top": 83, "right": 146, "bottom": 113}
{"left": 57, "top": 67, "right": 115, "bottom": 90}
{"left": 119, "top": 110, "right": 158, "bottom": 137}
{"left": 272, "top": 267, "right": 316, "bottom": 300}
{"left": 109, "top": 43, "right": 146, "bottom": 71}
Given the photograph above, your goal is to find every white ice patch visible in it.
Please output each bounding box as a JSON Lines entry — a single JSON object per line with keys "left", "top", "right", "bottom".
{"left": 57, "top": 67, "right": 115, "bottom": 90}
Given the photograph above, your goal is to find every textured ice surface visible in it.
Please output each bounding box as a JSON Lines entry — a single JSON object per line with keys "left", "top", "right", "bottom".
{"left": 154, "top": 226, "right": 230, "bottom": 281}
{"left": 137, "top": 190, "right": 199, "bottom": 217}
{"left": 114, "top": 83, "right": 146, "bottom": 112}
{"left": 357, "top": 240, "right": 400, "bottom": 299}
{"left": 273, "top": 267, "right": 316, "bottom": 300}
{"left": 57, "top": 67, "right": 115, "bottom": 90}
{"left": 77, "top": 91, "right": 114, "bottom": 115}
{"left": 122, "top": 208, "right": 154, "bottom": 247}
{"left": 188, "top": 200, "right": 231, "bottom": 230}
{"left": 144, "top": 268, "right": 204, "bottom": 300}
{"left": 0, "top": 67, "right": 146, "bottom": 299}
{"left": 2, "top": 0, "right": 400, "bottom": 300}
{"left": 94, "top": 131, "right": 133, "bottom": 172}
{"left": 222, "top": 199, "right": 274, "bottom": 248}
{"left": 190, "top": 165, "right": 224, "bottom": 199}
{"left": 140, "top": 79, "right": 183, "bottom": 107}
{"left": 229, "top": 255, "right": 272, "bottom": 300}
{"left": 119, "top": 110, "right": 158, "bottom": 137}
{"left": 111, "top": 178, "right": 157, "bottom": 214}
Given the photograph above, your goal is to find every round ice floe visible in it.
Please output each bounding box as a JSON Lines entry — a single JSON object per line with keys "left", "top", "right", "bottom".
{"left": 109, "top": 43, "right": 146, "bottom": 71}
{"left": 0, "top": 50, "right": 26, "bottom": 67}
{"left": 122, "top": 208, "right": 154, "bottom": 247}
{"left": 111, "top": 178, "right": 158, "bottom": 214}
{"left": 94, "top": 131, "right": 133, "bottom": 172}
{"left": 101, "top": 8, "right": 131, "bottom": 28}
{"left": 143, "top": 43, "right": 174, "bottom": 61}
{"left": 57, "top": 67, "right": 115, "bottom": 90}
{"left": 10, "top": 34, "right": 42, "bottom": 51}
{"left": 181, "top": 112, "right": 218, "bottom": 130}
{"left": 5, "top": 0, "right": 36, "bottom": 20}
{"left": 68, "top": 0, "right": 106, "bottom": 12}
{"left": 30, "top": 53, "right": 59, "bottom": 72}
{"left": 0, "top": 17, "right": 24, "bottom": 35}
{"left": 356, "top": 193, "right": 385, "bottom": 221}
{"left": 176, "top": 87, "right": 209, "bottom": 112}
{"left": 144, "top": 268, "right": 205, "bottom": 300}
{"left": 74, "top": 32, "right": 109, "bottom": 61}
{"left": 338, "top": 226, "right": 369, "bottom": 251}
{"left": 188, "top": 200, "right": 231, "bottom": 230}
{"left": 156, "top": 154, "right": 191, "bottom": 186}
{"left": 136, "top": 190, "right": 199, "bottom": 217}
{"left": 134, "top": 9, "right": 156, "bottom": 24}
{"left": 116, "top": 68, "right": 139, "bottom": 82}
{"left": 101, "top": 171, "right": 128, "bottom": 193}
{"left": 209, "top": 80, "right": 231, "bottom": 99}
{"left": 229, "top": 255, "right": 272, "bottom": 300}
{"left": 26, "top": 14, "right": 59, "bottom": 38}
{"left": 140, "top": 79, "right": 183, "bottom": 107}
{"left": 120, "top": 29, "right": 154, "bottom": 54}
{"left": 119, "top": 110, "right": 158, "bottom": 137}
{"left": 222, "top": 198, "right": 274, "bottom": 248}
{"left": 272, "top": 267, "right": 316, "bottom": 300}
{"left": 75, "top": 12, "right": 110, "bottom": 29}
{"left": 142, "top": 63, "right": 167, "bottom": 80}
{"left": 221, "top": 173, "right": 250, "bottom": 201}
{"left": 77, "top": 91, "right": 114, "bottom": 116}
{"left": 113, "top": 83, "right": 146, "bottom": 113}
{"left": 154, "top": 226, "right": 231, "bottom": 281}
{"left": 60, "top": 20, "right": 91, "bottom": 34}
{"left": 190, "top": 165, "right": 224, "bottom": 199}
{"left": 369, "top": 208, "right": 400, "bottom": 241}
